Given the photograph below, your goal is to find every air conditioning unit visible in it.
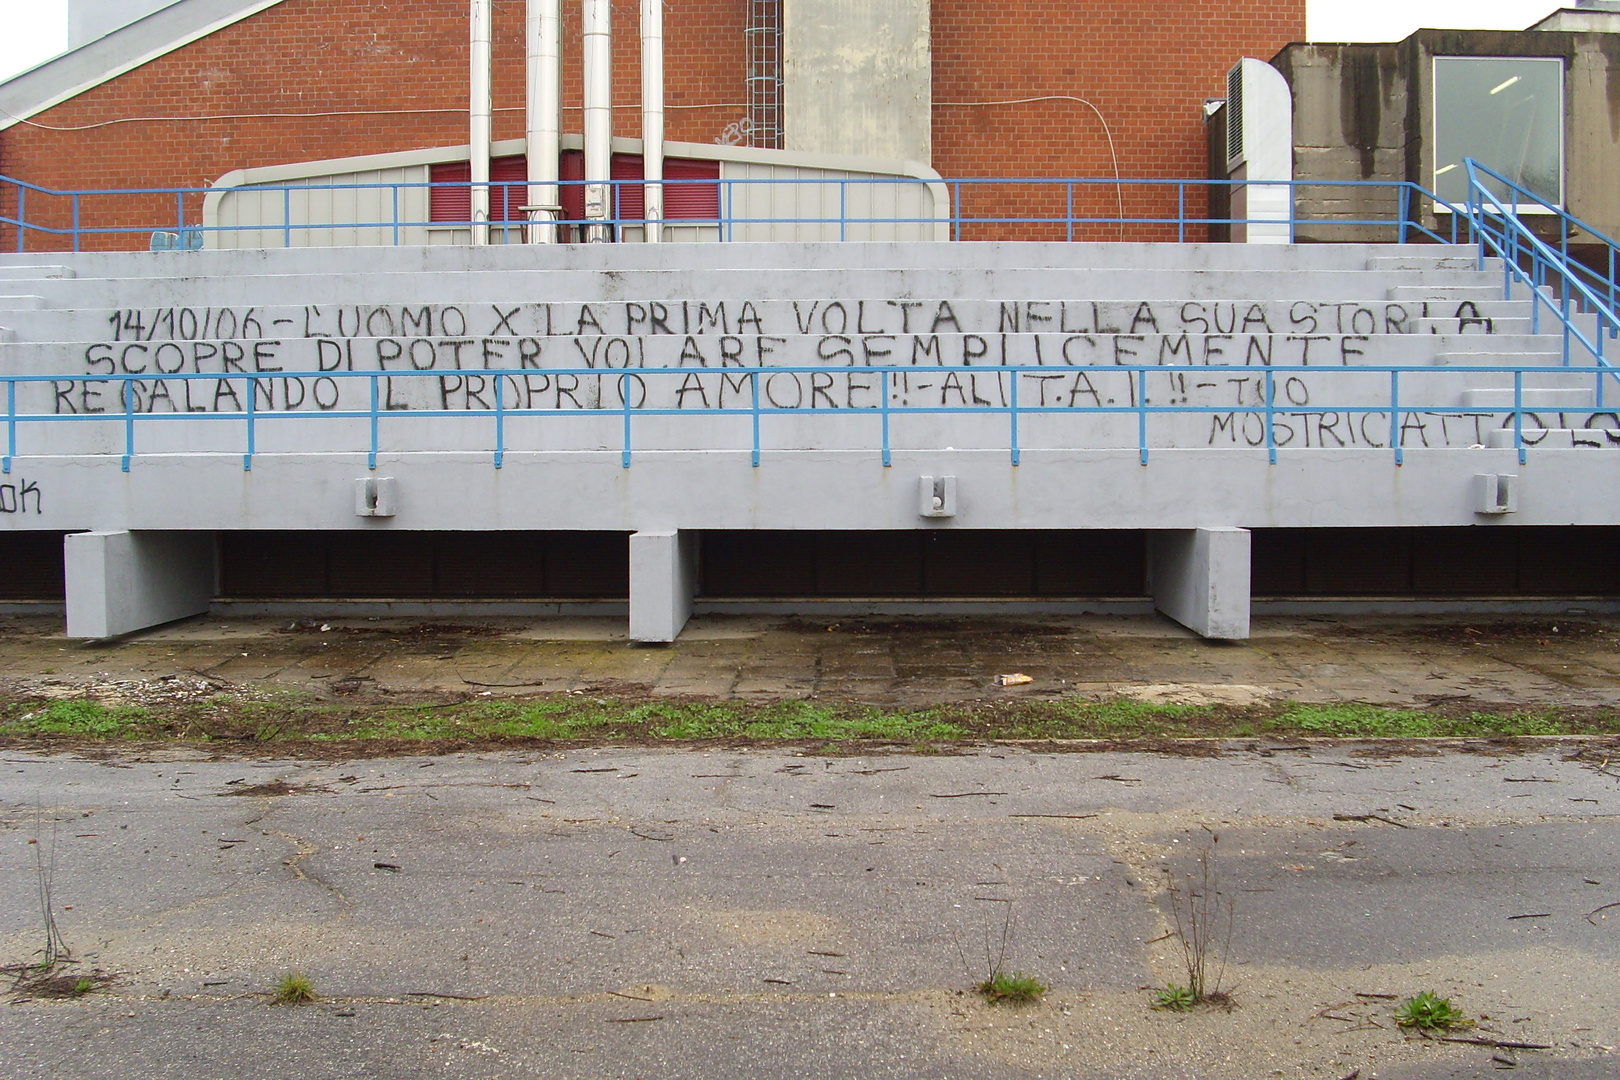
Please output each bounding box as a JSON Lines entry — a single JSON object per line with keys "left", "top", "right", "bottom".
{"left": 1223, "top": 58, "right": 1293, "bottom": 243}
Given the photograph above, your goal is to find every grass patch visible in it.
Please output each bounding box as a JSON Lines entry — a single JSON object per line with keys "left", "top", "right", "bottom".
{"left": 1395, "top": 991, "right": 1471, "bottom": 1031}
{"left": 271, "top": 972, "right": 316, "bottom": 1005}
{"left": 1, "top": 691, "right": 1615, "bottom": 749}
{"left": 10, "top": 700, "right": 153, "bottom": 737}
{"left": 976, "top": 972, "right": 1046, "bottom": 1005}
{"left": 1153, "top": 984, "right": 1197, "bottom": 1011}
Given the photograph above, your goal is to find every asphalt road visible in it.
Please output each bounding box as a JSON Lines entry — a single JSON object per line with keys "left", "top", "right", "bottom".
{"left": 2, "top": 742, "right": 1618, "bottom": 1079}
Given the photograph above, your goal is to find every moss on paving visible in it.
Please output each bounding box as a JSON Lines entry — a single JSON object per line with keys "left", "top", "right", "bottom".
{"left": 0, "top": 693, "right": 1615, "bottom": 752}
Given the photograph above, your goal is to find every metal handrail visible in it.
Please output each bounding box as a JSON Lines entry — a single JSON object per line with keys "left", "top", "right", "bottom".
{"left": 3, "top": 363, "right": 1611, "bottom": 478}
{"left": 1464, "top": 159, "right": 1620, "bottom": 396}
{"left": 1, "top": 173, "right": 1469, "bottom": 252}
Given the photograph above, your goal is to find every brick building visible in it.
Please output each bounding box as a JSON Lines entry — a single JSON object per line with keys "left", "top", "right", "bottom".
{"left": 1, "top": 0, "right": 1305, "bottom": 248}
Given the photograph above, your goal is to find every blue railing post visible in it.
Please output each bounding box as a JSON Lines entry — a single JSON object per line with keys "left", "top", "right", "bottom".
{"left": 392, "top": 184, "right": 401, "bottom": 247}
{"left": 1177, "top": 182, "right": 1185, "bottom": 244}
{"left": 493, "top": 374, "right": 505, "bottom": 469}
{"left": 243, "top": 375, "right": 256, "bottom": 471}
{"left": 1389, "top": 370, "right": 1402, "bottom": 467}
{"left": 1137, "top": 369, "right": 1148, "bottom": 466}
{"left": 953, "top": 181, "right": 962, "bottom": 242}
{"left": 1398, "top": 184, "right": 1410, "bottom": 244}
{"left": 751, "top": 370, "right": 761, "bottom": 468}
{"left": 2, "top": 379, "right": 13, "bottom": 475}
{"left": 1264, "top": 368, "right": 1277, "bottom": 465}
{"left": 368, "top": 375, "right": 379, "bottom": 470}
{"left": 121, "top": 376, "right": 135, "bottom": 472}
{"left": 1066, "top": 182, "right": 1074, "bottom": 243}
{"left": 71, "top": 194, "right": 80, "bottom": 253}
{"left": 175, "top": 191, "right": 185, "bottom": 234}
{"left": 880, "top": 369, "right": 891, "bottom": 468}
{"left": 1009, "top": 367, "right": 1020, "bottom": 466}
{"left": 283, "top": 187, "right": 293, "bottom": 248}
{"left": 621, "top": 374, "right": 633, "bottom": 468}
{"left": 839, "top": 180, "right": 847, "bottom": 243}
{"left": 14, "top": 185, "right": 23, "bottom": 253}
{"left": 1514, "top": 368, "right": 1526, "bottom": 466}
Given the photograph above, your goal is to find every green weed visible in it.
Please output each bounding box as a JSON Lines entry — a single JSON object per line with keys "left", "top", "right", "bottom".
{"left": 977, "top": 972, "right": 1046, "bottom": 1005}
{"left": 1395, "top": 991, "right": 1471, "bottom": 1031}
{"left": 1153, "top": 984, "right": 1197, "bottom": 1011}
{"left": 271, "top": 972, "right": 317, "bottom": 1005}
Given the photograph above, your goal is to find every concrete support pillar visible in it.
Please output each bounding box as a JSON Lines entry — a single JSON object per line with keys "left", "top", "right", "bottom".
{"left": 65, "top": 531, "right": 215, "bottom": 639}
{"left": 629, "top": 530, "right": 697, "bottom": 643}
{"left": 1152, "top": 527, "right": 1251, "bottom": 640}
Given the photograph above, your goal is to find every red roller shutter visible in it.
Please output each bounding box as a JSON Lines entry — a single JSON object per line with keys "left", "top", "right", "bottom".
{"left": 431, "top": 153, "right": 717, "bottom": 231}
{"left": 614, "top": 155, "right": 719, "bottom": 223}
{"left": 429, "top": 156, "right": 529, "bottom": 223}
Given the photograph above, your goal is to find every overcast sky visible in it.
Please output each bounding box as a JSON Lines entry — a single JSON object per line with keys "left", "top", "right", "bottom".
{"left": 0, "top": 0, "right": 1578, "bottom": 85}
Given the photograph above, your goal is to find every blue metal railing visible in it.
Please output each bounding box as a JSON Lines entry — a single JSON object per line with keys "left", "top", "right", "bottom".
{"left": 1463, "top": 160, "right": 1620, "bottom": 413}
{"left": 0, "top": 173, "right": 1467, "bottom": 252}
{"left": 2, "top": 364, "right": 1612, "bottom": 477}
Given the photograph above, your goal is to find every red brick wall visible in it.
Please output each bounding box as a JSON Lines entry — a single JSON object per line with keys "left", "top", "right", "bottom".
{"left": 933, "top": 0, "right": 1304, "bottom": 240}
{"left": 0, "top": 0, "right": 750, "bottom": 250}
{"left": 0, "top": 0, "right": 1302, "bottom": 250}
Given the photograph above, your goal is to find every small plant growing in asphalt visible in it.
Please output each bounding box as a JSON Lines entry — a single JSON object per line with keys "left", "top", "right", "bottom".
{"left": 956, "top": 901, "right": 1046, "bottom": 1006}
{"left": 70, "top": 977, "right": 94, "bottom": 997}
{"left": 1158, "top": 828, "right": 1235, "bottom": 1009}
{"left": 1153, "top": 984, "right": 1197, "bottom": 1012}
{"left": 272, "top": 972, "right": 317, "bottom": 1005}
{"left": 1395, "top": 991, "right": 1471, "bottom": 1031}
{"left": 978, "top": 971, "right": 1047, "bottom": 1004}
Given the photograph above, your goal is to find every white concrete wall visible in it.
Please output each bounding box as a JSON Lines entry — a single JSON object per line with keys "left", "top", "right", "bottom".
{"left": 783, "top": 0, "right": 931, "bottom": 165}
{"left": 0, "top": 241, "right": 1611, "bottom": 543}
{"left": 64, "top": 529, "right": 214, "bottom": 638}
{"left": 1153, "top": 527, "right": 1252, "bottom": 639}
{"left": 69, "top": 0, "right": 182, "bottom": 48}
{"left": 629, "top": 530, "right": 697, "bottom": 642}
{"left": 204, "top": 138, "right": 949, "bottom": 248}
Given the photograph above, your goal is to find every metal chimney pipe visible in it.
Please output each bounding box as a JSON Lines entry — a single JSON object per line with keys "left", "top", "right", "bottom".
{"left": 640, "top": 0, "right": 664, "bottom": 243}
{"left": 582, "top": 0, "right": 613, "bottom": 241}
{"left": 526, "top": 0, "right": 562, "bottom": 243}
{"left": 469, "top": 0, "right": 493, "bottom": 245}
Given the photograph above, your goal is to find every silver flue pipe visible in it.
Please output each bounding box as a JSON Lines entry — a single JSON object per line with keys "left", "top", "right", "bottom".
{"left": 640, "top": 0, "right": 664, "bottom": 243}
{"left": 582, "top": 0, "right": 613, "bottom": 241}
{"left": 526, "top": 0, "right": 562, "bottom": 242}
{"left": 469, "top": 0, "right": 493, "bottom": 245}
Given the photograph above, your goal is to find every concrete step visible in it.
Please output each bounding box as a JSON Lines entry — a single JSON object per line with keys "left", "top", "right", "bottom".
{"left": 1486, "top": 427, "right": 1620, "bottom": 448}
{"left": 1460, "top": 388, "right": 1597, "bottom": 409}
{"left": 0, "top": 297, "right": 1540, "bottom": 345}
{"left": 1388, "top": 285, "right": 1505, "bottom": 301}
{"left": 5, "top": 271, "right": 1519, "bottom": 310}
{"left": 0, "top": 295, "right": 47, "bottom": 311}
{"left": 0, "top": 332, "right": 1569, "bottom": 374}
{"left": 0, "top": 265, "right": 75, "bottom": 281}
{"left": 1366, "top": 255, "right": 1497, "bottom": 273}
{"left": 1430, "top": 346, "right": 1568, "bottom": 367}
{"left": 0, "top": 241, "right": 1498, "bottom": 278}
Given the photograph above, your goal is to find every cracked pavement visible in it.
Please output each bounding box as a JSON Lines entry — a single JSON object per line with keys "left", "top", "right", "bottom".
{"left": 2, "top": 742, "right": 1618, "bottom": 1079}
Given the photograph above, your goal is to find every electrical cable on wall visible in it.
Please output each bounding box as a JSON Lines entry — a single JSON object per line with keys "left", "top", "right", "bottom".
{"left": 0, "top": 102, "right": 748, "bottom": 133}
{"left": 934, "top": 95, "right": 1124, "bottom": 237}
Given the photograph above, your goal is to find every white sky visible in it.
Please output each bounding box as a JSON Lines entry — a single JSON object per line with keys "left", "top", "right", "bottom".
{"left": 0, "top": 1, "right": 1580, "bottom": 84}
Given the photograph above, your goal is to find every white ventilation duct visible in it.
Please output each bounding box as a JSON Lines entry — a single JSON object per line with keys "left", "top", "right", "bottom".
{"left": 583, "top": 0, "right": 613, "bottom": 240}
{"left": 640, "top": 0, "right": 665, "bottom": 243}
{"left": 469, "top": 0, "right": 494, "bottom": 245}
{"left": 1224, "top": 58, "right": 1293, "bottom": 244}
{"left": 526, "top": 0, "right": 563, "bottom": 243}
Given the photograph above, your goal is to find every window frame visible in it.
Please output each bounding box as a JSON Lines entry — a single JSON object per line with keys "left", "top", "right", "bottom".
{"left": 1431, "top": 55, "right": 1566, "bottom": 214}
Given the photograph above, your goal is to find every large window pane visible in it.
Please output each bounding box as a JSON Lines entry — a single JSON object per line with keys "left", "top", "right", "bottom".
{"left": 1433, "top": 57, "right": 1563, "bottom": 208}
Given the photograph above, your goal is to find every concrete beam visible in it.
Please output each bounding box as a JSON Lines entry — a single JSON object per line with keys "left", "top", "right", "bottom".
{"left": 1152, "top": 527, "right": 1251, "bottom": 640}
{"left": 629, "top": 529, "right": 697, "bottom": 643}
{"left": 65, "top": 530, "right": 215, "bottom": 639}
